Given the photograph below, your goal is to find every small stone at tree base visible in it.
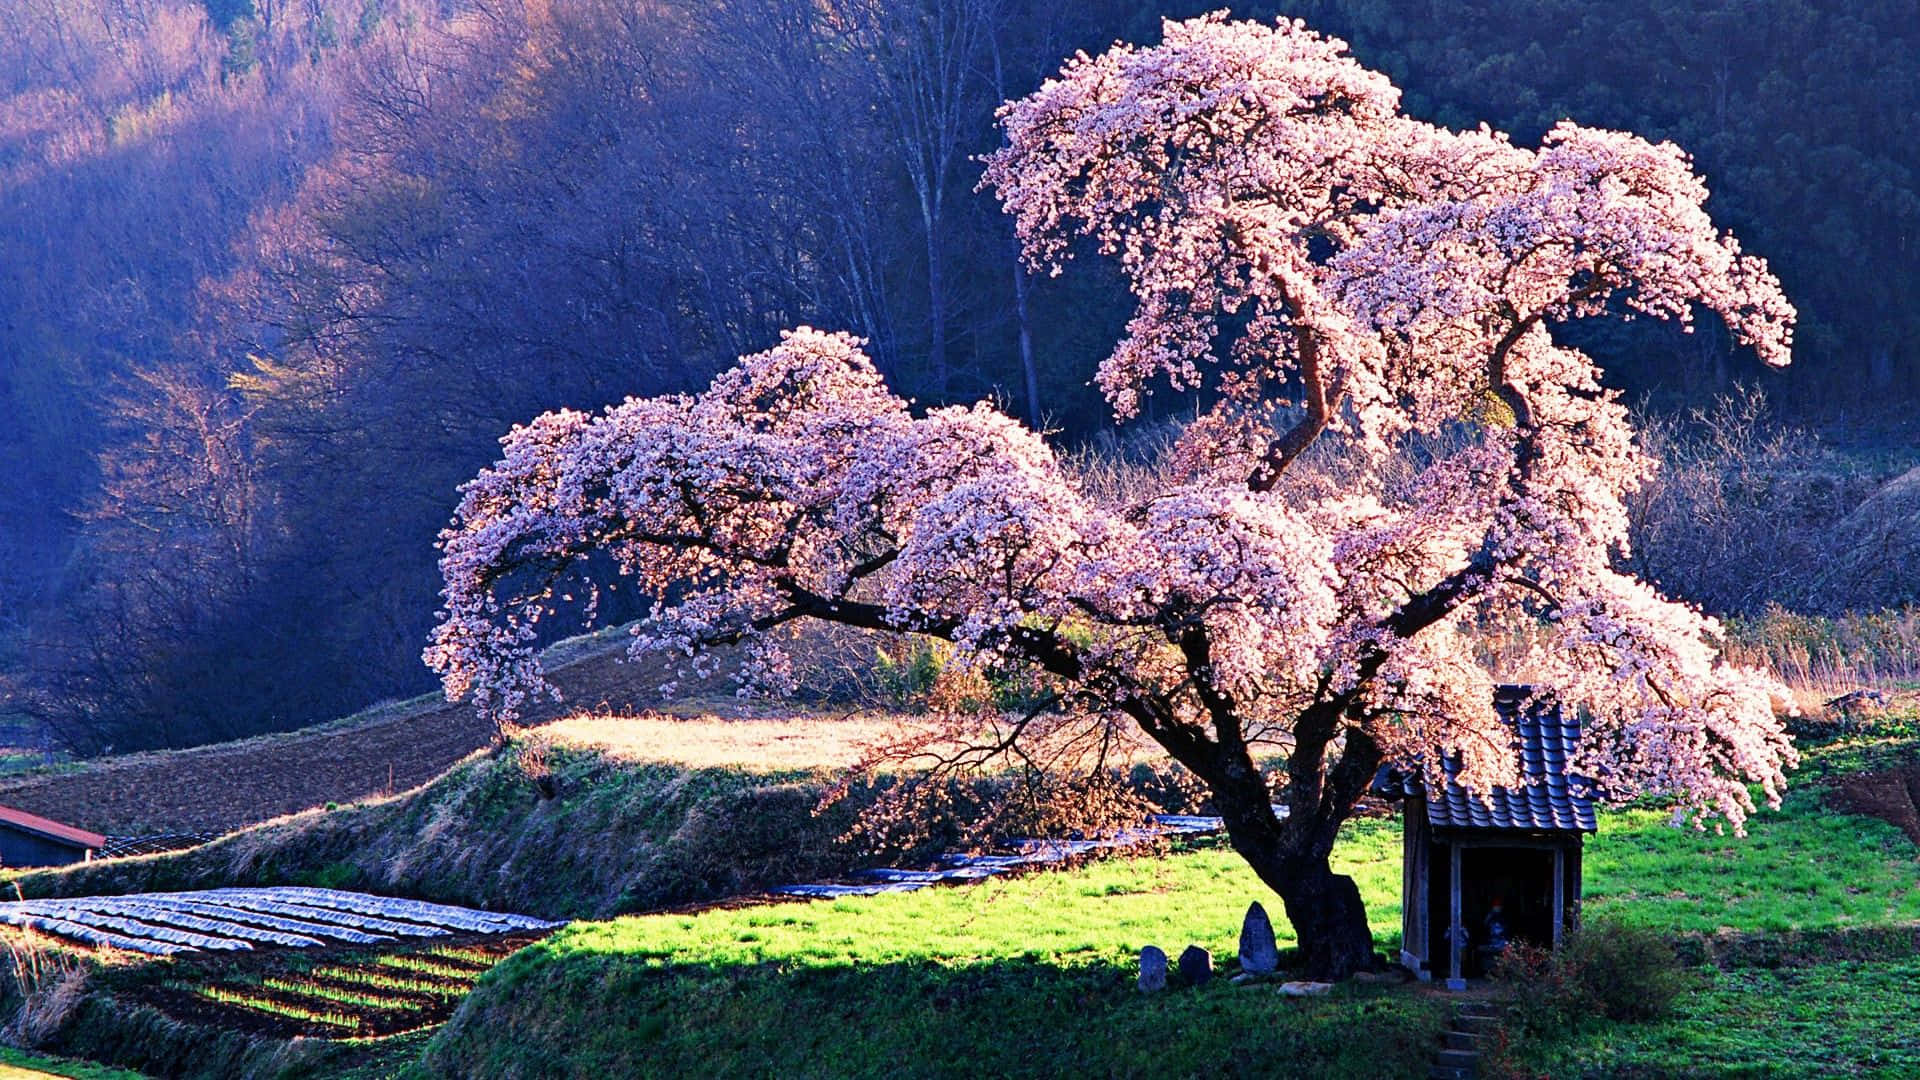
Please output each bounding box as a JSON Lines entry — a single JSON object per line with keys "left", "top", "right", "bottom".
{"left": 1138, "top": 945, "right": 1168, "bottom": 992}
{"left": 1352, "top": 968, "right": 1407, "bottom": 984}
{"left": 1279, "top": 980, "right": 1333, "bottom": 996}
{"left": 1178, "top": 944, "right": 1212, "bottom": 985}
{"left": 1239, "top": 901, "right": 1281, "bottom": 975}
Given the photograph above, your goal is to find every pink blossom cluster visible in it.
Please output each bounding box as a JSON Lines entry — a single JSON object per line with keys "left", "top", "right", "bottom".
{"left": 433, "top": 15, "right": 1798, "bottom": 832}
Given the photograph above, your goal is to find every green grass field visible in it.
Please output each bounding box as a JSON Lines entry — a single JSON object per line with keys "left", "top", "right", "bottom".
{"left": 539, "top": 824, "right": 1399, "bottom": 970}
{"left": 419, "top": 823, "right": 1447, "bottom": 1079}
{"left": 1584, "top": 791, "right": 1920, "bottom": 935}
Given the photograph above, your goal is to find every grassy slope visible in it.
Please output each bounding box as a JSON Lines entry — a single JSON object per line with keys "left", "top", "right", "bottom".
{"left": 0, "top": 1047, "right": 144, "bottom": 1079}
{"left": 418, "top": 765, "right": 1920, "bottom": 1080}
{"left": 9, "top": 678, "right": 1919, "bottom": 1079}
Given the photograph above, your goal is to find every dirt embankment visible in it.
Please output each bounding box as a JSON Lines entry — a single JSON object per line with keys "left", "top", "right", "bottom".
{"left": 1826, "top": 760, "right": 1920, "bottom": 846}
{"left": 0, "top": 641, "right": 680, "bottom": 835}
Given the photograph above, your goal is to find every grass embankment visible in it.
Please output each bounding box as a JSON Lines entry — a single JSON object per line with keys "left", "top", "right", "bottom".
{"left": 418, "top": 823, "right": 1449, "bottom": 1080}
{"left": 4, "top": 733, "right": 877, "bottom": 920}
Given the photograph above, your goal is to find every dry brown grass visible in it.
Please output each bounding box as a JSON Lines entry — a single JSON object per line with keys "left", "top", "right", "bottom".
{"left": 537, "top": 711, "right": 894, "bottom": 768}
{"left": 0, "top": 928, "right": 90, "bottom": 1047}
{"left": 537, "top": 710, "right": 1182, "bottom": 774}
{"left": 535, "top": 711, "right": 936, "bottom": 773}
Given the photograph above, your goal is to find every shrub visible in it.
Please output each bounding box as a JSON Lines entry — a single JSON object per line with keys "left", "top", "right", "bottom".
{"left": 1626, "top": 390, "right": 1877, "bottom": 617}
{"left": 1496, "top": 920, "right": 1692, "bottom": 1033}
{"left": 1564, "top": 922, "right": 1691, "bottom": 1022}
{"left": 873, "top": 639, "right": 945, "bottom": 707}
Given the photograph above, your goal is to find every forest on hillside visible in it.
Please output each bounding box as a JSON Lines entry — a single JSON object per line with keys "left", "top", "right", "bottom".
{"left": 2, "top": 0, "right": 1916, "bottom": 753}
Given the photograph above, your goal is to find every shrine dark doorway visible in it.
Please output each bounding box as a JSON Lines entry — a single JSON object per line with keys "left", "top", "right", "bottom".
{"left": 1458, "top": 846, "right": 1555, "bottom": 977}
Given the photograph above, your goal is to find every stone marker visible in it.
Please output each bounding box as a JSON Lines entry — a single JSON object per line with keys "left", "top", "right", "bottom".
{"left": 1279, "top": 980, "right": 1333, "bottom": 997}
{"left": 1178, "top": 944, "right": 1213, "bottom": 986}
{"left": 1138, "top": 945, "right": 1168, "bottom": 992}
{"left": 1239, "top": 901, "right": 1280, "bottom": 975}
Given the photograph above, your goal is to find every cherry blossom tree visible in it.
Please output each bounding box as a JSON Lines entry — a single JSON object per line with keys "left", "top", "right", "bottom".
{"left": 427, "top": 14, "right": 1797, "bottom": 979}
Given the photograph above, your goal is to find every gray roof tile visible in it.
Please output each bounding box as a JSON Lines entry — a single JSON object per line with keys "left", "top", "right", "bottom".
{"left": 1411, "top": 686, "right": 1597, "bottom": 833}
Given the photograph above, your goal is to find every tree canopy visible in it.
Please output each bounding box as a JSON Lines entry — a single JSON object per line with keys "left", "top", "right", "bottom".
{"left": 5, "top": 0, "right": 1913, "bottom": 755}
{"left": 429, "top": 15, "right": 1798, "bottom": 979}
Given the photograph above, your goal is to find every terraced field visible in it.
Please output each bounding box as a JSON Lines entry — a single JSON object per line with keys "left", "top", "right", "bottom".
{"left": 0, "top": 889, "right": 563, "bottom": 1052}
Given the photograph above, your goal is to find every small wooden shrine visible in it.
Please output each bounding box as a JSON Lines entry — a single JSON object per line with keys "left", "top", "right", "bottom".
{"left": 1392, "top": 686, "right": 1597, "bottom": 988}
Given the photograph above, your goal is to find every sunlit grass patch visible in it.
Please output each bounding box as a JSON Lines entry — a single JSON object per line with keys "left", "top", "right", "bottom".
{"left": 419, "top": 945, "right": 496, "bottom": 969}
{"left": 1584, "top": 789, "right": 1920, "bottom": 935}
{"left": 536, "top": 712, "right": 936, "bottom": 772}
{"left": 0, "top": 1045, "right": 145, "bottom": 1079}
{"left": 534, "top": 820, "right": 1401, "bottom": 974}
{"left": 309, "top": 965, "right": 469, "bottom": 999}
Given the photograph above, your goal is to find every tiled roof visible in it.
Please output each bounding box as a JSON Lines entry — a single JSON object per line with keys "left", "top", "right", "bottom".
{"left": 0, "top": 805, "right": 106, "bottom": 850}
{"left": 1413, "top": 686, "right": 1597, "bottom": 833}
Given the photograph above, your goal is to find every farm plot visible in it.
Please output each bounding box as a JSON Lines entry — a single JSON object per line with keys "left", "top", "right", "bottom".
{"left": 0, "top": 887, "right": 562, "bottom": 956}
{"left": 140, "top": 934, "right": 546, "bottom": 1039}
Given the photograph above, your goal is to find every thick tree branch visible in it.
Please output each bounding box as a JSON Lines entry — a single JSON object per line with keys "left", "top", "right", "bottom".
{"left": 1247, "top": 324, "right": 1339, "bottom": 492}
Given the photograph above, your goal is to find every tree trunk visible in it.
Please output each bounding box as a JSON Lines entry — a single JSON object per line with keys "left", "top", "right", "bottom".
{"left": 1195, "top": 720, "right": 1381, "bottom": 981}
{"left": 989, "top": 34, "right": 1040, "bottom": 430}
{"left": 1011, "top": 245, "right": 1039, "bottom": 429}
{"left": 924, "top": 217, "right": 948, "bottom": 398}
{"left": 1220, "top": 816, "right": 1377, "bottom": 981}
{"left": 1270, "top": 858, "right": 1377, "bottom": 981}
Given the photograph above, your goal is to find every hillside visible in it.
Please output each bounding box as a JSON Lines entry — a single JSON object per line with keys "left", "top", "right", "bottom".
{"left": 1, "top": 720, "right": 920, "bottom": 921}
{"left": 0, "top": 629, "right": 726, "bottom": 835}
{"left": 2, "top": 691, "right": 1918, "bottom": 1077}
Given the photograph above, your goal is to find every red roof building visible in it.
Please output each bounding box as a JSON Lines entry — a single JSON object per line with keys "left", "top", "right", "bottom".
{"left": 0, "top": 804, "right": 105, "bottom": 867}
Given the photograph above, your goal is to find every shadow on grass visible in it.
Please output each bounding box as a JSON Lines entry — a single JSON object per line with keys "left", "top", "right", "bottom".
{"left": 418, "top": 952, "right": 1448, "bottom": 1079}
